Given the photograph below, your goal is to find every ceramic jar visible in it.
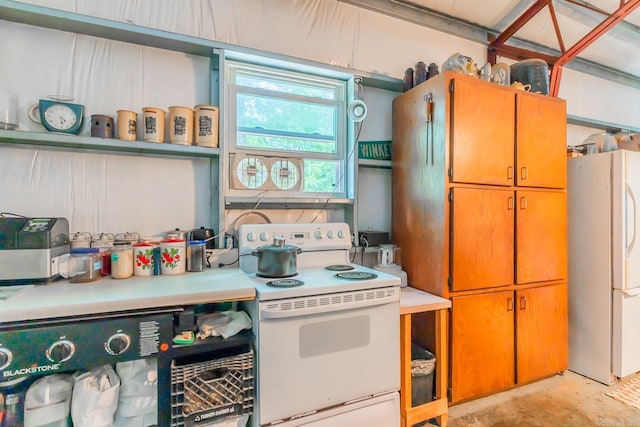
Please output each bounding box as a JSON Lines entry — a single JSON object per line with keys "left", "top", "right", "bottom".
{"left": 133, "top": 242, "right": 156, "bottom": 276}
{"left": 194, "top": 105, "right": 219, "bottom": 148}
{"left": 116, "top": 110, "right": 138, "bottom": 141}
{"left": 142, "top": 107, "right": 165, "bottom": 143}
{"left": 168, "top": 106, "right": 194, "bottom": 145}
{"left": 160, "top": 239, "right": 186, "bottom": 275}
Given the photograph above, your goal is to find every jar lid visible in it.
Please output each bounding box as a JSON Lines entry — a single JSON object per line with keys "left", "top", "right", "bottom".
{"left": 71, "top": 248, "right": 100, "bottom": 254}
{"left": 133, "top": 242, "right": 154, "bottom": 247}
{"left": 161, "top": 239, "right": 185, "bottom": 244}
{"left": 187, "top": 240, "right": 206, "bottom": 246}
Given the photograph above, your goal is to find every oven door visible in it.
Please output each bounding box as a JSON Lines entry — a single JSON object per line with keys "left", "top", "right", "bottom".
{"left": 256, "top": 286, "right": 400, "bottom": 425}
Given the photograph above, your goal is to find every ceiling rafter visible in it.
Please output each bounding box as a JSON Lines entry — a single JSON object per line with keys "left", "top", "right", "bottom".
{"left": 488, "top": 0, "right": 640, "bottom": 97}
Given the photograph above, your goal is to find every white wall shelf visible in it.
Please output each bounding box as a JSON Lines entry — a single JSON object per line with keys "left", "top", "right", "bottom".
{"left": 0, "top": 130, "right": 220, "bottom": 158}
{"left": 358, "top": 159, "right": 392, "bottom": 169}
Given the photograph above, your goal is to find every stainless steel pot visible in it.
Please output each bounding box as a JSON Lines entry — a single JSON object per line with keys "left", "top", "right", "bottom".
{"left": 252, "top": 237, "right": 302, "bottom": 278}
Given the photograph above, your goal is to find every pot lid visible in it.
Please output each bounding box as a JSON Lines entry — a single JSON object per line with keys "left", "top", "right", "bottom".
{"left": 256, "top": 237, "right": 300, "bottom": 252}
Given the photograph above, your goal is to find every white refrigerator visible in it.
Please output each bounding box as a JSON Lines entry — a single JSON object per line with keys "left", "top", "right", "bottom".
{"left": 568, "top": 150, "right": 640, "bottom": 385}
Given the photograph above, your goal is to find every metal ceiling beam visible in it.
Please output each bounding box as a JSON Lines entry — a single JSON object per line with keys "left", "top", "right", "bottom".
{"left": 549, "top": 0, "right": 640, "bottom": 95}
{"left": 337, "top": 0, "right": 640, "bottom": 90}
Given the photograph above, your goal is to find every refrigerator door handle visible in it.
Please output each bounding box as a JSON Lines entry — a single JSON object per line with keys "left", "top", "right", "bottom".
{"left": 625, "top": 182, "right": 637, "bottom": 256}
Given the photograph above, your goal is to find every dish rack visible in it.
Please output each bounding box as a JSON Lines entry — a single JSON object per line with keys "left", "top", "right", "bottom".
{"left": 171, "top": 346, "right": 254, "bottom": 426}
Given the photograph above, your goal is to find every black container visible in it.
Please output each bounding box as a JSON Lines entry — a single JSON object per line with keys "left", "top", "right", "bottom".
{"left": 188, "top": 226, "right": 215, "bottom": 250}
{"left": 510, "top": 59, "right": 549, "bottom": 95}
{"left": 411, "top": 343, "right": 436, "bottom": 407}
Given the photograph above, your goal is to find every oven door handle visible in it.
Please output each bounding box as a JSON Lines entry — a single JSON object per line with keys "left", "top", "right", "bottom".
{"left": 260, "top": 292, "right": 399, "bottom": 319}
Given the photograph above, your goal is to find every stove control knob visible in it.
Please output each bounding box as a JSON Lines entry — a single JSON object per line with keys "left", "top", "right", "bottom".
{"left": 47, "top": 340, "right": 75, "bottom": 363}
{"left": 259, "top": 232, "right": 270, "bottom": 241}
{"left": 106, "top": 333, "right": 131, "bottom": 355}
{"left": 0, "top": 348, "right": 12, "bottom": 370}
{"left": 314, "top": 230, "right": 324, "bottom": 240}
{"left": 327, "top": 230, "right": 335, "bottom": 239}
{"left": 337, "top": 230, "right": 345, "bottom": 239}
{"left": 247, "top": 232, "right": 257, "bottom": 242}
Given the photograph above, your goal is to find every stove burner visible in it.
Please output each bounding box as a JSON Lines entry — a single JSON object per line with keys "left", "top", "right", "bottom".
{"left": 266, "top": 279, "right": 305, "bottom": 288}
{"left": 257, "top": 272, "right": 298, "bottom": 279}
{"left": 334, "top": 271, "right": 378, "bottom": 281}
{"left": 325, "top": 264, "right": 355, "bottom": 271}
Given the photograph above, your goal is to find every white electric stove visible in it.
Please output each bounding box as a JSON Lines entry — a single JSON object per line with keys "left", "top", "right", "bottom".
{"left": 239, "top": 223, "right": 401, "bottom": 427}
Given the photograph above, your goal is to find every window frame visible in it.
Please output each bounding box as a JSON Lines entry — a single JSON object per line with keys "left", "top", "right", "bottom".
{"left": 224, "top": 58, "right": 355, "bottom": 200}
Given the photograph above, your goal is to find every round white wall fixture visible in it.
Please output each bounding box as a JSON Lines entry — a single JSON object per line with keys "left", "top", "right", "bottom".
{"left": 347, "top": 100, "right": 368, "bottom": 122}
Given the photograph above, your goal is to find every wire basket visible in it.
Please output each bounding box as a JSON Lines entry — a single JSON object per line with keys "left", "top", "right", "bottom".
{"left": 171, "top": 347, "right": 254, "bottom": 426}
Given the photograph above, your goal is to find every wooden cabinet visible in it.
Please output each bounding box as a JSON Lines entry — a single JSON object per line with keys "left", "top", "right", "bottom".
{"left": 516, "top": 283, "right": 568, "bottom": 384}
{"left": 451, "top": 291, "right": 514, "bottom": 402}
{"left": 392, "top": 71, "right": 568, "bottom": 404}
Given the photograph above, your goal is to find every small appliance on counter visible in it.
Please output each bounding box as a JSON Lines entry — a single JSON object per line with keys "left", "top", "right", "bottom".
{"left": 373, "top": 244, "right": 408, "bottom": 287}
{"left": 0, "top": 217, "right": 69, "bottom": 285}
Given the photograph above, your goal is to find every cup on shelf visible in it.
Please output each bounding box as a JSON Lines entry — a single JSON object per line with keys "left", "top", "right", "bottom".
{"left": 141, "top": 107, "right": 165, "bottom": 143}
{"left": 0, "top": 91, "right": 19, "bottom": 130}
{"left": 116, "top": 110, "right": 137, "bottom": 141}
{"left": 194, "top": 105, "right": 219, "bottom": 148}
{"left": 168, "top": 106, "right": 194, "bottom": 145}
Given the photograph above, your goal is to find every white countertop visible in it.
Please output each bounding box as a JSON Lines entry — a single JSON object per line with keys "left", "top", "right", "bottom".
{"left": 0, "top": 268, "right": 256, "bottom": 323}
{"left": 400, "top": 286, "right": 451, "bottom": 315}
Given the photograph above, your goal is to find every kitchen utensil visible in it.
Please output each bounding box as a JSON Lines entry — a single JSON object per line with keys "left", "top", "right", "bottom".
{"left": 251, "top": 237, "right": 302, "bottom": 278}
{"left": 116, "top": 109, "right": 137, "bottom": 141}
{"left": 187, "top": 227, "right": 215, "bottom": 250}
{"left": 115, "top": 232, "right": 140, "bottom": 245}
{"left": 186, "top": 240, "right": 207, "bottom": 272}
{"left": 0, "top": 217, "right": 70, "bottom": 285}
{"left": 132, "top": 242, "right": 155, "bottom": 276}
{"left": 168, "top": 106, "right": 194, "bottom": 145}
{"left": 510, "top": 59, "right": 549, "bottom": 94}
{"left": 59, "top": 248, "right": 103, "bottom": 283}
{"left": 70, "top": 232, "right": 92, "bottom": 249}
{"left": 491, "top": 63, "right": 510, "bottom": 86}
{"left": 510, "top": 81, "right": 531, "bottom": 91}
{"left": 27, "top": 99, "right": 84, "bottom": 134}
{"left": 167, "top": 228, "right": 187, "bottom": 240}
{"left": 160, "top": 239, "right": 186, "bottom": 275}
{"left": 141, "top": 107, "right": 165, "bottom": 143}
{"left": 111, "top": 243, "right": 133, "bottom": 279}
{"left": 0, "top": 91, "right": 18, "bottom": 130}
{"left": 194, "top": 105, "right": 219, "bottom": 148}
{"left": 90, "top": 114, "right": 114, "bottom": 138}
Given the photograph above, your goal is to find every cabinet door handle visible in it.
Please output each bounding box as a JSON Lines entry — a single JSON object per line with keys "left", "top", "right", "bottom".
{"left": 508, "top": 196, "right": 514, "bottom": 210}
{"left": 507, "top": 297, "right": 514, "bottom": 312}
{"left": 507, "top": 166, "right": 514, "bottom": 180}
{"left": 520, "top": 296, "right": 527, "bottom": 310}
{"left": 520, "top": 196, "right": 528, "bottom": 209}
{"left": 520, "top": 166, "right": 528, "bottom": 180}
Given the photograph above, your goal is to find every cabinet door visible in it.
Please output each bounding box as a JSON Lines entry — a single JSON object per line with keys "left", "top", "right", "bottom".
{"left": 451, "top": 187, "right": 514, "bottom": 291}
{"left": 451, "top": 290, "right": 515, "bottom": 402}
{"left": 450, "top": 77, "right": 515, "bottom": 186}
{"left": 516, "top": 283, "right": 568, "bottom": 383}
{"left": 516, "top": 93, "right": 567, "bottom": 188}
{"left": 516, "top": 190, "right": 567, "bottom": 284}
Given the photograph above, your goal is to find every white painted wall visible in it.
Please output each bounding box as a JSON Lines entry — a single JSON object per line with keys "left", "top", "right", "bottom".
{"left": 1, "top": 0, "right": 637, "bottom": 240}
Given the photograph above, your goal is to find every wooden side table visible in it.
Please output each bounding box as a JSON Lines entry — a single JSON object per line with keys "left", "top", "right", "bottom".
{"left": 400, "top": 287, "right": 451, "bottom": 427}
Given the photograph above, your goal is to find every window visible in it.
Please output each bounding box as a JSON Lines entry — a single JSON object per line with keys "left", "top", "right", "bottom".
{"left": 226, "top": 60, "right": 352, "bottom": 199}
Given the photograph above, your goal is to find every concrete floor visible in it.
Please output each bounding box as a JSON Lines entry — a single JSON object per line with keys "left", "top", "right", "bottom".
{"left": 444, "top": 371, "right": 640, "bottom": 426}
